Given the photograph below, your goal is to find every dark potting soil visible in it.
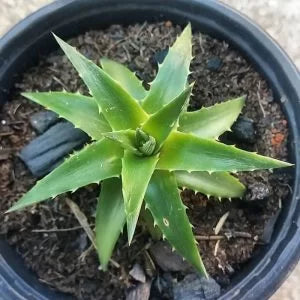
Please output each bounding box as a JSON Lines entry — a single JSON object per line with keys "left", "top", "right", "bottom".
{"left": 0, "top": 22, "right": 291, "bottom": 299}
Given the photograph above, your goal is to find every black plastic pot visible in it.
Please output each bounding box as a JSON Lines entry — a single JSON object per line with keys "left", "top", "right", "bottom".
{"left": 0, "top": 0, "right": 299, "bottom": 299}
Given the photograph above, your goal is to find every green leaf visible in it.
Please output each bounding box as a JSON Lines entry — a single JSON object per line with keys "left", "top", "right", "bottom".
{"left": 100, "top": 57, "right": 147, "bottom": 101}
{"left": 175, "top": 171, "right": 245, "bottom": 199}
{"left": 102, "top": 130, "right": 139, "bottom": 155}
{"left": 7, "top": 139, "right": 123, "bottom": 212}
{"left": 96, "top": 178, "right": 125, "bottom": 270}
{"left": 142, "top": 85, "right": 192, "bottom": 149}
{"left": 22, "top": 92, "right": 111, "bottom": 140}
{"left": 122, "top": 151, "right": 159, "bottom": 244}
{"left": 140, "top": 204, "right": 162, "bottom": 241}
{"left": 157, "top": 132, "right": 292, "bottom": 172}
{"left": 54, "top": 34, "right": 148, "bottom": 130}
{"left": 178, "top": 96, "right": 246, "bottom": 139}
{"left": 145, "top": 170, "right": 207, "bottom": 276}
{"left": 142, "top": 24, "right": 192, "bottom": 113}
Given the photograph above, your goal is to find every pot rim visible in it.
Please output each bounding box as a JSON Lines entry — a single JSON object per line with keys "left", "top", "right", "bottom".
{"left": 0, "top": 1, "right": 299, "bottom": 299}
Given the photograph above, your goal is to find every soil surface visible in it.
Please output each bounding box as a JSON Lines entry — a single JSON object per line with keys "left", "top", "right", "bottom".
{"left": 0, "top": 22, "right": 292, "bottom": 299}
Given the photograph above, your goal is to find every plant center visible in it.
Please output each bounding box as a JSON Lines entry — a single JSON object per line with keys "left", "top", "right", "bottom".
{"left": 135, "top": 128, "right": 156, "bottom": 156}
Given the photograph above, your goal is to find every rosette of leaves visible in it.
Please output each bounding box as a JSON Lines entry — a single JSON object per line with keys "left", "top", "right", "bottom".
{"left": 8, "top": 24, "right": 291, "bottom": 277}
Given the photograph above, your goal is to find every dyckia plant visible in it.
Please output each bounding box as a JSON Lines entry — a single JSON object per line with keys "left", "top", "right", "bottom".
{"left": 8, "top": 24, "right": 291, "bottom": 277}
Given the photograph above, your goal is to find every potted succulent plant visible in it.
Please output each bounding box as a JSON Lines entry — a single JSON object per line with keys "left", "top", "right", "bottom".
{"left": 0, "top": 1, "right": 299, "bottom": 300}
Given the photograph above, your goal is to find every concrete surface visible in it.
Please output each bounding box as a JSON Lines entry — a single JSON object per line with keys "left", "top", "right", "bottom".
{"left": 1, "top": 1, "right": 299, "bottom": 299}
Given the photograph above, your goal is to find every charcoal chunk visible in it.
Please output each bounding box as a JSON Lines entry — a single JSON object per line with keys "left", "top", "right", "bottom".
{"left": 173, "top": 274, "right": 221, "bottom": 300}
{"left": 30, "top": 110, "right": 59, "bottom": 133}
{"left": 71, "top": 232, "right": 88, "bottom": 251}
{"left": 19, "top": 122, "right": 89, "bottom": 177}
{"left": 231, "top": 116, "right": 256, "bottom": 144}
{"left": 206, "top": 57, "right": 223, "bottom": 71}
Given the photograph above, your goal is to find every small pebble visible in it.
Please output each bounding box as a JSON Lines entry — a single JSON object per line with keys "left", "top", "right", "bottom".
{"left": 246, "top": 182, "right": 271, "bottom": 201}
{"left": 206, "top": 57, "right": 223, "bottom": 71}
{"left": 165, "top": 20, "right": 173, "bottom": 27}
{"left": 231, "top": 116, "right": 256, "bottom": 144}
{"left": 71, "top": 232, "right": 88, "bottom": 251}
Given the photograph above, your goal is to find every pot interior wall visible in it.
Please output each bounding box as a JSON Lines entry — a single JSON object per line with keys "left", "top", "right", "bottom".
{"left": 0, "top": 1, "right": 299, "bottom": 299}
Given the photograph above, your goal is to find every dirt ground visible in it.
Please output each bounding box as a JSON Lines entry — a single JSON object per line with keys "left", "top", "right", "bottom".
{"left": 1, "top": 1, "right": 299, "bottom": 299}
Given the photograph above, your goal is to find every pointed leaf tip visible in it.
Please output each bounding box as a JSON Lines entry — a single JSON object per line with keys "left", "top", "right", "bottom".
{"left": 142, "top": 85, "right": 192, "bottom": 149}
{"left": 8, "top": 139, "right": 123, "bottom": 213}
{"left": 142, "top": 23, "right": 192, "bottom": 113}
{"left": 175, "top": 171, "right": 246, "bottom": 199}
{"left": 158, "top": 131, "right": 293, "bottom": 172}
{"left": 179, "top": 96, "right": 246, "bottom": 139}
{"left": 145, "top": 171, "right": 208, "bottom": 276}
{"left": 100, "top": 57, "right": 147, "bottom": 101}
{"left": 96, "top": 178, "right": 125, "bottom": 270}
{"left": 54, "top": 34, "right": 148, "bottom": 130}
{"left": 22, "top": 91, "right": 111, "bottom": 140}
{"left": 126, "top": 212, "right": 140, "bottom": 245}
{"left": 122, "top": 152, "right": 159, "bottom": 244}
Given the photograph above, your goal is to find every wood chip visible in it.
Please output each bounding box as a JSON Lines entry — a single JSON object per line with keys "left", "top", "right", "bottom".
{"left": 214, "top": 240, "right": 220, "bottom": 256}
{"left": 0, "top": 131, "right": 13, "bottom": 136}
{"left": 214, "top": 211, "right": 230, "bottom": 235}
{"left": 66, "top": 198, "right": 96, "bottom": 248}
{"left": 195, "top": 235, "right": 225, "bottom": 241}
